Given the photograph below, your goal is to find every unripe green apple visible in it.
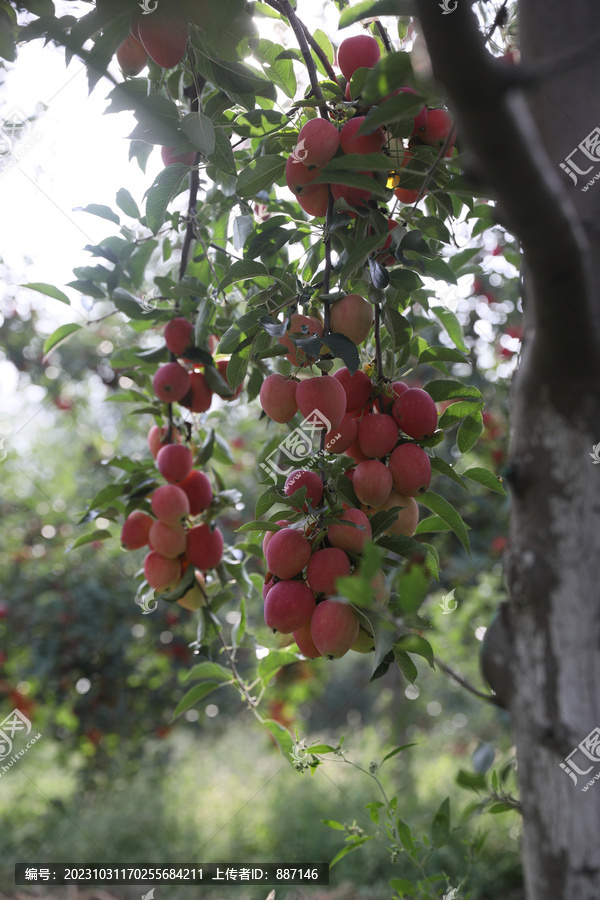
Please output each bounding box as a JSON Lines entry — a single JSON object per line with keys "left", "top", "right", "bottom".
{"left": 177, "top": 570, "right": 207, "bottom": 611}
{"left": 151, "top": 483, "right": 190, "bottom": 525}
{"left": 264, "top": 580, "right": 316, "bottom": 634}
{"left": 351, "top": 625, "right": 375, "bottom": 653}
{"left": 121, "top": 510, "right": 154, "bottom": 550}
{"left": 388, "top": 443, "right": 431, "bottom": 495}
{"left": 330, "top": 294, "right": 373, "bottom": 345}
{"left": 259, "top": 373, "right": 298, "bottom": 423}
{"left": 153, "top": 362, "right": 191, "bottom": 403}
{"left": 265, "top": 527, "right": 312, "bottom": 580}
{"left": 311, "top": 599, "right": 360, "bottom": 659}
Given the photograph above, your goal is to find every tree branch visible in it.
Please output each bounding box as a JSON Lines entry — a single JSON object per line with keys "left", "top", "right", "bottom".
{"left": 277, "top": 0, "right": 330, "bottom": 120}
{"left": 413, "top": 0, "right": 599, "bottom": 383}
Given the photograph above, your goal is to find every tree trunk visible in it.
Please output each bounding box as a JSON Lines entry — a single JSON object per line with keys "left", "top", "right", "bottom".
{"left": 414, "top": 1, "right": 600, "bottom": 897}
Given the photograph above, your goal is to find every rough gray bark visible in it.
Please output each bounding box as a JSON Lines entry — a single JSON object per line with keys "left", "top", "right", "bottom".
{"left": 413, "top": 1, "right": 600, "bottom": 898}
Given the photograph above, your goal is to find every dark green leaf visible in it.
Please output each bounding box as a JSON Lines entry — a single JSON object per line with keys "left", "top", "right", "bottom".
{"left": 181, "top": 111, "right": 215, "bottom": 156}
{"left": 417, "top": 491, "right": 470, "bottom": 554}
{"left": 145, "top": 164, "right": 189, "bottom": 235}
{"left": 432, "top": 797, "right": 450, "bottom": 848}
{"left": 433, "top": 307, "right": 467, "bottom": 351}
{"left": 393, "top": 647, "right": 418, "bottom": 683}
{"left": 172, "top": 682, "right": 225, "bottom": 718}
{"left": 424, "top": 379, "right": 484, "bottom": 402}
{"left": 66, "top": 529, "right": 112, "bottom": 551}
{"left": 395, "top": 633, "right": 435, "bottom": 668}
{"left": 457, "top": 412, "right": 484, "bottom": 453}
{"left": 340, "top": 0, "right": 414, "bottom": 28}
{"left": 236, "top": 154, "right": 286, "bottom": 198}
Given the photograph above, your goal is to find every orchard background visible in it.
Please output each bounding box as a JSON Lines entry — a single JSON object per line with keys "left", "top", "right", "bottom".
{"left": 1, "top": 0, "right": 597, "bottom": 898}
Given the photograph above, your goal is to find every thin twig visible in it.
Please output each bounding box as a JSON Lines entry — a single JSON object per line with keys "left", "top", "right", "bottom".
{"left": 435, "top": 656, "right": 503, "bottom": 706}
{"left": 374, "top": 19, "right": 393, "bottom": 54}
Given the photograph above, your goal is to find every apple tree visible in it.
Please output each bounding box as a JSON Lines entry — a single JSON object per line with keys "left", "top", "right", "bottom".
{"left": 5, "top": 0, "right": 588, "bottom": 896}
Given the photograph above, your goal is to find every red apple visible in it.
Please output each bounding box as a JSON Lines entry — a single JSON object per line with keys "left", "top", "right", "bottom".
{"left": 388, "top": 443, "right": 431, "bottom": 495}
{"left": 138, "top": 12, "right": 189, "bottom": 69}
{"left": 296, "top": 375, "right": 347, "bottom": 431}
{"left": 337, "top": 34, "right": 380, "bottom": 81}
{"left": 392, "top": 388, "right": 438, "bottom": 439}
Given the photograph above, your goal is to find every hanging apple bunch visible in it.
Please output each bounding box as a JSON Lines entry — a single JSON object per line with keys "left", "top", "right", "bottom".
{"left": 284, "top": 33, "right": 457, "bottom": 217}
{"left": 119, "top": 315, "right": 241, "bottom": 610}
{"left": 258, "top": 347, "right": 441, "bottom": 659}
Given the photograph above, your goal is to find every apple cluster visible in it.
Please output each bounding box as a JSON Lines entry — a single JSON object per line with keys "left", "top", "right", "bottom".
{"left": 285, "top": 33, "right": 457, "bottom": 215}
{"left": 120, "top": 315, "right": 239, "bottom": 609}
{"left": 259, "top": 361, "right": 439, "bottom": 659}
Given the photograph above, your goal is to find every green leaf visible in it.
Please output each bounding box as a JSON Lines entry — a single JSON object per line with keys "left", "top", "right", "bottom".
{"left": 217, "top": 260, "right": 268, "bottom": 293}
{"left": 184, "top": 662, "right": 232, "bottom": 683}
{"left": 43, "top": 322, "right": 82, "bottom": 357}
{"left": 330, "top": 836, "right": 374, "bottom": 867}
{"left": 461, "top": 466, "right": 506, "bottom": 495}
{"left": 226, "top": 346, "right": 250, "bottom": 390}
{"left": 381, "top": 744, "right": 416, "bottom": 766}
{"left": 324, "top": 333, "right": 361, "bottom": 374}
{"left": 236, "top": 154, "right": 286, "bottom": 199}
{"left": 433, "top": 307, "right": 467, "bottom": 351}
{"left": 383, "top": 307, "right": 411, "bottom": 349}
{"left": 258, "top": 649, "right": 298, "bottom": 685}
{"left": 430, "top": 456, "right": 468, "bottom": 489}
{"left": 424, "top": 379, "right": 484, "bottom": 402}
{"left": 78, "top": 204, "right": 120, "bottom": 225}
{"left": 340, "top": 1, "right": 415, "bottom": 29}
{"left": 456, "top": 768, "right": 487, "bottom": 792}
{"left": 207, "top": 126, "right": 237, "bottom": 175}
{"left": 432, "top": 797, "right": 450, "bottom": 848}
{"left": 458, "top": 412, "right": 484, "bottom": 453}
{"left": 66, "top": 529, "right": 112, "bottom": 551}
{"left": 115, "top": 187, "right": 140, "bottom": 219}
{"left": 145, "top": 164, "right": 189, "bottom": 235}
{"left": 414, "top": 515, "right": 451, "bottom": 535}
{"left": 393, "top": 647, "right": 418, "bottom": 683}
{"left": 262, "top": 717, "right": 294, "bottom": 761}
{"left": 438, "top": 400, "right": 484, "bottom": 430}
{"left": 306, "top": 743, "right": 337, "bottom": 754}
{"left": 22, "top": 282, "right": 70, "bottom": 305}
{"left": 390, "top": 878, "right": 415, "bottom": 895}
{"left": 172, "top": 682, "right": 225, "bottom": 719}
{"left": 417, "top": 491, "right": 470, "bottom": 554}
{"left": 396, "top": 634, "right": 435, "bottom": 668}
{"left": 0, "top": 7, "right": 17, "bottom": 61}
{"left": 181, "top": 111, "right": 216, "bottom": 156}
{"left": 488, "top": 802, "right": 516, "bottom": 814}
